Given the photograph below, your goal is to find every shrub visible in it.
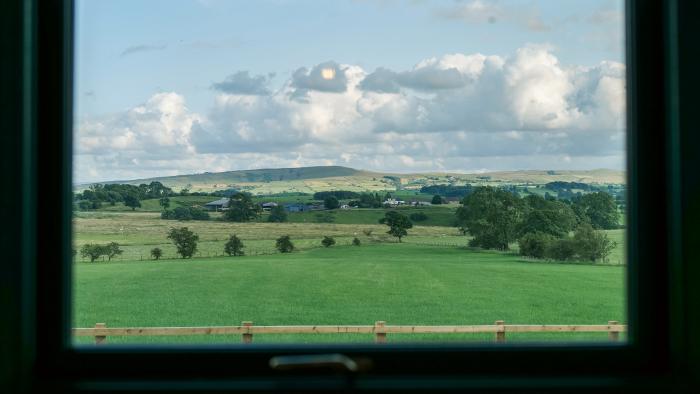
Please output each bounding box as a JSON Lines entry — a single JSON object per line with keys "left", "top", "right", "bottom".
{"left": 150, "top": 247, "right": 163, "bottom": 260}
{"left": 545, "top": 238, "right": 577, "bottom": 261}
{"left": 431, "top": 195, "right": 443, "bottom": 204}
{"left": 224, "top": 234, "right": 245, "bottom": 256}
{"left": 409, "top": 212, "right": 428, "bottom": 221}
{"left": 167, "top": 227, "right": 199, "bottom": 258}
{"left": 321, "top": 236, "right": 336, "bottom": 247}
{"left": 362, "top": 229, "right": 373, "bottom": 236}
{"left": 275, "top": 235, "right": 294, "bottom": 253}
{"left": 518, "top": 232, "right": 553, "bottom": 259}
{"left": 352, "top": 237, "right": 361, "bottom": 246}
{"left": 80, "top": 244, "right": 108, "bottom": 262}
{"left": 106, "top": 242, "right": 123, "bottom": 261}
{"left": 161, "top": 206, "right": 210, "bottom": 221}
{"left": 267, "top": 205, "right": 288, "bottom": 223}
{"left": 572, "top": 223, "right": 616, "bottom": 262}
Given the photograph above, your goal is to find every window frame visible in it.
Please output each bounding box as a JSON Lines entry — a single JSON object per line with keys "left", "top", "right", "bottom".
{"left": 3, "top": 0, "right": 699, "bottom": 392}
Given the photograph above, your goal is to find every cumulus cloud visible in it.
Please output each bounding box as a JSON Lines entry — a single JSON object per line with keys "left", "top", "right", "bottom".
{"left": 211, "top": 71, "right": 274, "bottom": 95}
{"left": 75, "top": 46, "right": 626, "bottom": 182}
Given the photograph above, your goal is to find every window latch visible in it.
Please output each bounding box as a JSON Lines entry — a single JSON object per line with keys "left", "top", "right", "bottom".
{"left": 269, "top": 354, "right": 369, "bottom": 373}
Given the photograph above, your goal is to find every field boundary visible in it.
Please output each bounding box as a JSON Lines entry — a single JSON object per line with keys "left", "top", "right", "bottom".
{"left": 73, "top": 320, "right": 626, "bottom": 344}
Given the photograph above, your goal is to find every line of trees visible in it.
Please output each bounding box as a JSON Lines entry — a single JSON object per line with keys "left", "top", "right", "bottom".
{"left": 79, "top": 242, "right": 123, "bottom": 262}
{"left": 75, "top": 181, "right": 175, "bottom": 210}
{"left": 455, "top": 187, "right": 619, "bottom": 261}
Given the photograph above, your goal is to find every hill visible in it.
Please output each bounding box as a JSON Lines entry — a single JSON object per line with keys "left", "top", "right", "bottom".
{"left": 78, "top": 166, "right": 625, "bottom": 194}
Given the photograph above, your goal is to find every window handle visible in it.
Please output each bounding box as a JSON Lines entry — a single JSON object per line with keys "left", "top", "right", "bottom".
{"left": 269, "top": 354, "right": 367, "bottom": 373}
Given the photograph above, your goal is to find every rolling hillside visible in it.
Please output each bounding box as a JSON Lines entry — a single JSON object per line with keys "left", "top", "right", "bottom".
{"left": 78, "top": 166, "right": 625, "bottom": 194}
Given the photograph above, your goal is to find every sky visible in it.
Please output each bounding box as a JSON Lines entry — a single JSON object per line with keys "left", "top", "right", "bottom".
{"left": 74, "top": 0, "right": 626, "bottom": 183}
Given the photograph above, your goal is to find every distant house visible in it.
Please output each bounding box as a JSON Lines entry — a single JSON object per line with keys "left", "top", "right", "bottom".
{"left": 284, "top": 203, "right": 308, "bottom": 213}
{"left": 204, "top": 198, "right": 229, "bottom": 211}
{"left": 340, "top": 204, "right": 350, "bottom": 209}
{"left": 384, "top": 198, "right": 405, "bottom": 206}
{"left": 261, "top": 202, "right": 278, "bottom": 211}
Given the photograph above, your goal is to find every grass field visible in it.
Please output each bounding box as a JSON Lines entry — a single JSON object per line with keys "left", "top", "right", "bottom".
{"left": 73, "top": 243, "right": 625, "bottom": 345}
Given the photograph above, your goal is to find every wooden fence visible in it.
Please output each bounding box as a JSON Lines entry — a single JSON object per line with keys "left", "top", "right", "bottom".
{"left": 73, "top": 320, "right": 626, "bottom": 344}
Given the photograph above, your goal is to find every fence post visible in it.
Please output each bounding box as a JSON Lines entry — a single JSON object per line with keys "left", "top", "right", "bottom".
{"left": 495, "top": 320, "right": 506, "bottom": 343}
{"left": 95, "top": 323, "right": 107, "bottom": 345}
{"left": 242, "top": 321, "right": 253, "bottom": 344}
{"left": 608, "top": 321, "right": 620, "bottom": 341}
{"left": 375, "top": 321, "right": 387, "bottom": 344}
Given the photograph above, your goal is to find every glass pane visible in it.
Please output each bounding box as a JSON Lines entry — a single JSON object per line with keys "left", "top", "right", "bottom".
{"left": 72, "top": 0, "right": 627, "bottom": 345}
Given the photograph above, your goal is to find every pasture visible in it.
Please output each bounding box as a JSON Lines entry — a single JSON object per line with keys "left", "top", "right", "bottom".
{"left": 73, "top": 243, "right": 625, "bottom": 345}
{"left": 72, "top": 211, "right": 626, "bottom": 345}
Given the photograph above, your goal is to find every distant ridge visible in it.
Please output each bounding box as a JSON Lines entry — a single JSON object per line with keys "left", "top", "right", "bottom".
{"left": 78, "top": 166, "right": 625, "bottom": 194}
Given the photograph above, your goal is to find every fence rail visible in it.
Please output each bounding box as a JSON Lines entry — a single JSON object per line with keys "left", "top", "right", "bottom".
{"left": 73, "top": 320, "right": 626, "bottom": 344}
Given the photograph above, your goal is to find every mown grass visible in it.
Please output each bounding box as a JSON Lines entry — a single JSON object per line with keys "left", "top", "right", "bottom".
{"left": 73, "top": 243, "right": 625, "bottom": 345}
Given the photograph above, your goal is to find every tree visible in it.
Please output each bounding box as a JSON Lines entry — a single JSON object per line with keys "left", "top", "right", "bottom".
{"left": 167, "top": 227, "right": 199, "bottom": 258}
{"left": 275, "top": 235, "right": 294, "bottom": 253}
{"left": 545, "top": 238, "right": 577, "bottom": 261}
{"left": 150, "top": 247, "right": 163, "bottom": 260}
{"left": 352, "top": 237, "right": 361, "bottom": 246}
{"left": 106, "top": 242, "right": 123, "bottom": 261}
{"left": 123, "top": 194, "right": 141, "bottom": 211}
{"left": 324, "top": 196, "right": 340, "bottom": 210}
{"left": 321, "top": 236, "right": 336, "bottom": 247}
{"left": 225, "top": 192, "right": 260, "bottom": 222}
{"left": 267, "top": 205, "right": 288, "bottom": 223}
{"left": 573, "top": 192, "right": 620, "bottom": 229}
{"left": 572, "top": 223, "right": 616, "bottom": 262}
{"left": 431, "top": 195, "right": 443, "bottom": 205}
{"left": 455, "top": 187, "right": 524, "bottom": 250}
{"left": 518, "top": 232, "right": 554, "bottom": 259}
{"left": 518, "top": 196, "right": 577, "bottom": 238}
{"left": 159, "top": 197, "right": 170, "bottom": 210}
{"left": 80, "top": 244, "right": 107, "bottom": 262}
{"left": 224, "top": 234, "right": 245, "bottom": 256}
{"left": 379, "top": 211, "right": 413, "bottom": 242}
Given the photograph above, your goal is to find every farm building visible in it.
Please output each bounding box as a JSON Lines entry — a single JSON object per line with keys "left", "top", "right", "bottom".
{"left": 260, "top": 202, "right": 278, "bottom": 211}
{"left": 204, "top": 198, "right": 229, "bottom": 211}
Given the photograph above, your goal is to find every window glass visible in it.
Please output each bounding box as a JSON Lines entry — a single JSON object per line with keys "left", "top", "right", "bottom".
{"left": 72, "top": 0, "right": 627, "bottom": 345}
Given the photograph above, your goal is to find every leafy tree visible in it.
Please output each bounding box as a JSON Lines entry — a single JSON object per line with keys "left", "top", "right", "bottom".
{"left": 545, "top": 238, "right": 577, "bottom": 261}
{"left": 123, "top": 194, "right": 141, "bottom": 211}
{"left": 456, "top": 187, "right": 524, "bottom": 250}
{"left": 572, "top": 223, "right": 616, "bottom": 262}
{"left": 324, "top": 196, "right": 340, "bottom": 210}
{"left": 431, "top": 195, "right": 443, "bottom": 205}
{"left": 225, "top": 192, "right": 261, "bottom": 222}
{"left": 518, "top": 232, "right": 554, "bottom": 259}
{"left": 275, "top": 235, "right": 294, "bottom": 253}
{"left": 409, "top": 212, "right": 428, "bottom": 222}
{"left": 573, "top": 192, "right": 620, "bottom": 229}
{"left": 321, "top": 236, "right": 336, "bottom": 247}
{"left": 150, "top": 247, "right": 163, "bottom": 260}
{"left": 159, "top": 197, "right": 170, "bottom": 209}
{"left": 518, "top": 195, "right": 577, "bottom": 238}
{"left": 106, "top": 242, "right": 123, "bottom": 261}
{"left": 224, "top": 234, "right": 245, "bottom": 256}
{"left": 80, "top": 244, "right": 107, "bottom": 262}
{"left": 267, "top": 205, "right": 288, "bottom": 223}
{"left": 167, "top": 227, "right": 199, "bottom": 258}
{"left": 352, "top": 237, "right": 361, "bottom": 246}
{"left": 379, "top": 211, "right": 413, "bottom": 242}
{"left": 78, "top": 201, "right": 92, "bottom": 211}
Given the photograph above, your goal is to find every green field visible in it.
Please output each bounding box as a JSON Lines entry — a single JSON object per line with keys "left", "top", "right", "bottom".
{"left": 73, "top": 243, "right": 625, "bottom": 345}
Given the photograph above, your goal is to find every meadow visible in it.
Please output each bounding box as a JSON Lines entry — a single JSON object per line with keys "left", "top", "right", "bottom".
{"left": 72, "top": 209, "right": 626, "bottom": 345}
{"left": 73, "top": 243, "right": 625, "bottom": 345}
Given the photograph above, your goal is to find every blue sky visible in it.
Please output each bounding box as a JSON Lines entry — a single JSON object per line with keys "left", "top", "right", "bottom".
{"left": 74, "top": 0, "right": 625, "bottom": 183}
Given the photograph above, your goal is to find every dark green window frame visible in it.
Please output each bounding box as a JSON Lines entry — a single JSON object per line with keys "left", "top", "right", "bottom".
{"left": 1, "top": 0, "right": 699, "bottom": 392}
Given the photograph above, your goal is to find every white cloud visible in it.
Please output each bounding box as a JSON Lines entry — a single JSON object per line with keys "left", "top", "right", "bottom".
{"left": 74, "top": 46, "right": 626, "bottom": 183}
